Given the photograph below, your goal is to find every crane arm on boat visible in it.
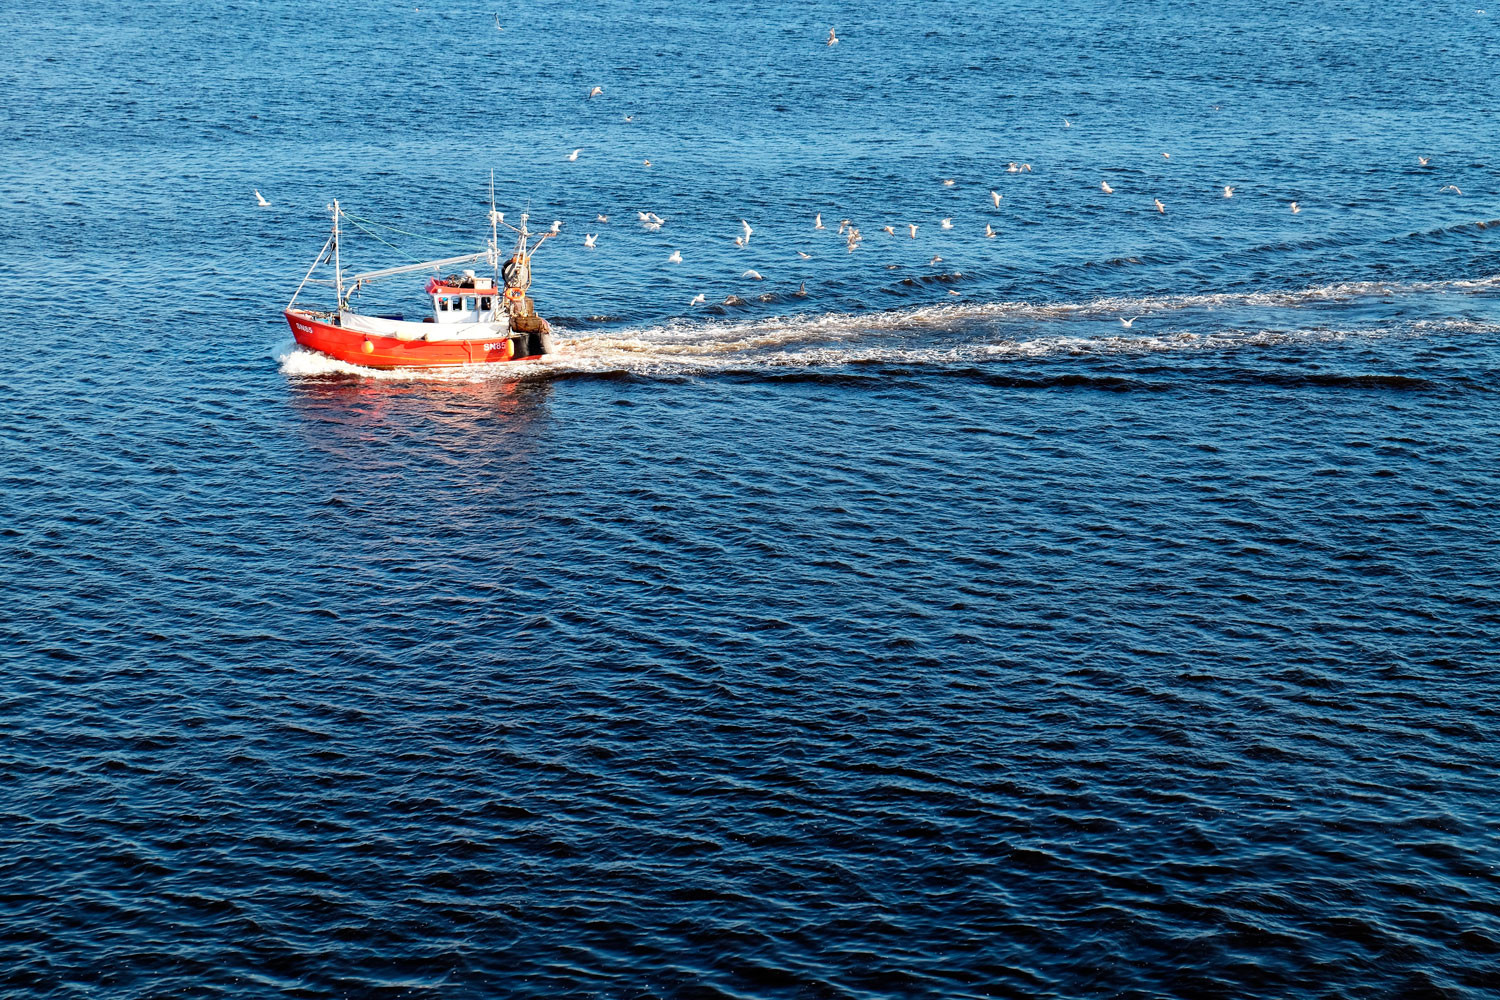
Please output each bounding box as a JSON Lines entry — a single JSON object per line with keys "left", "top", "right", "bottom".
{"left": 348, "top": 249, "right": 496, "bottom": 286}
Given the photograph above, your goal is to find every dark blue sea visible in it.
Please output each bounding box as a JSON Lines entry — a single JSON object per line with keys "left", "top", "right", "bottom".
{"left": 4, "top": 1, "right": 1500, "bottom": 996}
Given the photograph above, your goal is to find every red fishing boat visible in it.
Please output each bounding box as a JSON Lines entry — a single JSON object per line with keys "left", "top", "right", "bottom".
{"left": 285, "top": 191, "right": 555, "bottom": 369}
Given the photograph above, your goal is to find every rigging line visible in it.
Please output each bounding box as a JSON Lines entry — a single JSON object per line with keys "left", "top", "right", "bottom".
{"left": 341, "top": 212, "right": 474, "bottom": 249}
{"left": 339, "top": 214, "right": 426, "bottom": 263}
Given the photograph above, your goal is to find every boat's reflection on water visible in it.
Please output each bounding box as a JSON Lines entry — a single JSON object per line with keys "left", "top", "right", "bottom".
{"left": 285, "top": 368, "right": 557, "bottom": 468}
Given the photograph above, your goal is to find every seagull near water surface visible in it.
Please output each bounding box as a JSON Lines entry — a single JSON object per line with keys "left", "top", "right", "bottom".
{"left": 827, "top": 27, "right": 839, "bottom": 46}
{"left": 254, "top": 189, "right": 270, "bottom": 207}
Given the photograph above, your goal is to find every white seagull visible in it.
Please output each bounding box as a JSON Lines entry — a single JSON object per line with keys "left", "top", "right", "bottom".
{"left": 584, "top": 234, "right": 597, "bottom": 248}
{"left": 1120, "top": 316, "right": 1139, "bottom": 328}
{"left": 985, "top": 223, "right": 996, "bottom": 238}
{"left": 668, "top": 250, "right": 682, "bottom": 263}
{"left": 254, "top": 189, "right": 270, "bottom": 207}
{"left": 814, "top": 213, "right": 824, "bottom": 229}
{"left": 908, "top": 223, "right": 919, "bottom": 238}
{"left": 1441, "top": 184, "right": 1462, "bottom": 194}
{"left": 929, "top": 255, "right": 943, "bottom": 265}
{"left": 940, "top": 218, "right": 953, "bottom": 229}
{"left": 1101, "top": 180, "right": 1114, "bottom": 194}
{"left": 797, "top": 250, "right": 812, "bottom": 259}
{"left": 1418, "top": 156, "right": 1430, "bottom": 166}
{"left": 943, "top": 178, "right": 955, "bottom": 186}
{"left": 1063, "top": 118, "right": 1072, "bottom": 127}
{"left": 1154, "top": 198, "right": 1166, "bottom": 214}
{"left": 1290, "top": 201, "right": 1301, "bottom": 214}
{"left": 689, "top": 293, "right": 706, "bottom": 306}
{"left": 588, "top": 86, "right": 603, "bottom": 98}
{"left": 883, "top": 225, "right": 896, "bottom": 235}
{"left": 596, "top": 214, "right": 609, "bottom": 223}
{"left": 827, "top": 27, "right": 839, "bottom": 45}
{"left": 567, "top": 148, "right": 581, "bottom": 161}
{"left": 743, "top": 269, "right": 763, "bottom": 280}
{"left": 990, "top": 190, "right": 1001, "bottom": 208}
{"left": 550, "top": 220, "right": 562, "bottom": 234}
{"left": 741, "top": 219, "right": 754, "bottom": 244}
{"left": 1223, "top": 185, "right": 1235, "bottom": 198}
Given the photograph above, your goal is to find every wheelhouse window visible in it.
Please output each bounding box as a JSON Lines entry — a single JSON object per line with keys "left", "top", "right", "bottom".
{"left": 480, "top": 296, "right": 492, "bottom": 311}
{"left": 464, "top": 296, "right": 476, "bottom": 311}
{"left": 438, "top": 297, "right": 449, "bottom": 311}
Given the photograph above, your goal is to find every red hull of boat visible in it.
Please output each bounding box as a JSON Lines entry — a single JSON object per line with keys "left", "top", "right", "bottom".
{"left": 285, "top": 309, "right": 542, "bottom": 369}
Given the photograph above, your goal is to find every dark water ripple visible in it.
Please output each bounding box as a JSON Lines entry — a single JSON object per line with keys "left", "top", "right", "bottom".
{"left": 5, "top": 0, "right": 1500, "bottom": 997}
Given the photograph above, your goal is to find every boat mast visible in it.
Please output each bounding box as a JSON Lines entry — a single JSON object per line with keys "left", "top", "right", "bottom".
{"left": 489, "top": 171, "right": 501, "bottom": 320}
{"left": 331, "top": 199, "right": 344, "bottom": 311}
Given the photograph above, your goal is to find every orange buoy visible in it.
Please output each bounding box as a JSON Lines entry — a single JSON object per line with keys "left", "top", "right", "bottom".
{"left": 362, "top": 340, "right": 374, "bottom": 354}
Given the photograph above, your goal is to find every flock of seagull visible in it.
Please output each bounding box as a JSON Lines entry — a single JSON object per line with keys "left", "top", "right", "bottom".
{"left": 255, "top": 23, "right": 1475, "bottom": 321}
{"left": 553, "top": 142, "right": 1460, "bottom": 311}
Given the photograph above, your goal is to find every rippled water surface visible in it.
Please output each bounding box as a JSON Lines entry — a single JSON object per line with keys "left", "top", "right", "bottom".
{"left": 4, "top": 1, "right": 1500, "bottom": 997}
